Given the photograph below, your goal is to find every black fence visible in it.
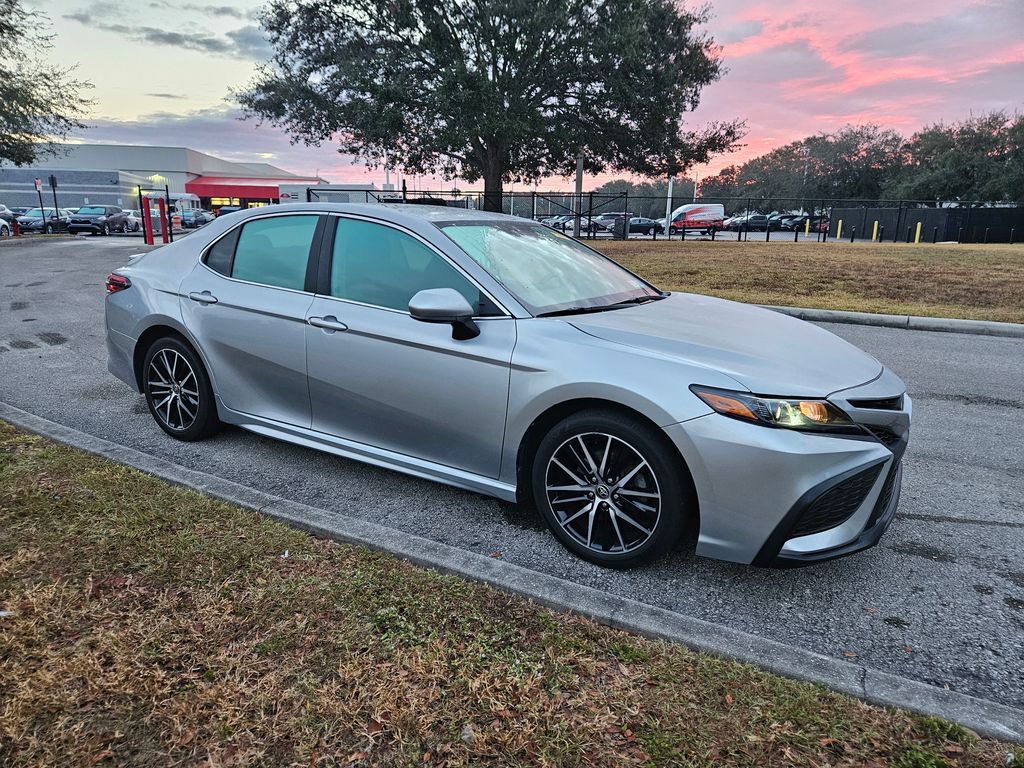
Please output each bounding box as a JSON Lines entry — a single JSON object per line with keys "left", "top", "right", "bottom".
{"left": 353, "top": 189, "right": 1023, "bottom": 244}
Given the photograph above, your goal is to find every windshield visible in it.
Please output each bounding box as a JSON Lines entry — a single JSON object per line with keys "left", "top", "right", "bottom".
{"left": 440, "top": 221, "right": 659, "bottom": 315}
{"left": 77, "top": 206, "right": 106, "bottom": 214}
{"left": 22, "top": 208, "right": 56, "bottom": 217}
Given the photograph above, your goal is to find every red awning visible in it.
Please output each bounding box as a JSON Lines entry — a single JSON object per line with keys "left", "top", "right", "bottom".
{"left": 184, "top": 176, "right": 319, "bottom": 199}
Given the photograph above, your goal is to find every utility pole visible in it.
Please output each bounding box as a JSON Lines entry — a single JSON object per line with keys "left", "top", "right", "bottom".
{"left": 572, "top": 150, "right": 584, "bottom": 238}
{"left": 664, "top": 176, "right": 674, "bottom": 236}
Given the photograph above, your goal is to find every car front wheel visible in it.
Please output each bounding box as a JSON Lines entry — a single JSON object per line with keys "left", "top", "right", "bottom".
{"left": 532, "top": 409, "right": 689, "bottom": 567}
{"left": 142, "top": 336, "right": 219, "bottom": 441}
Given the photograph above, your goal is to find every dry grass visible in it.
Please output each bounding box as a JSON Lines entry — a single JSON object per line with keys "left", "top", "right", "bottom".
{"left": 594, "top": 240, "right": 1024, "bottom": 324}
{"left": 1, "top": 421, "right": 1021, "bottom": 767}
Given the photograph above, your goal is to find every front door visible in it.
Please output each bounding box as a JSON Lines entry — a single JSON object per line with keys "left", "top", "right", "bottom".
{"left": 305, "top": 216, "right": 515, "bottom": 478}
{"left": 179, "top": 213, "right": 322, "bottom": 427}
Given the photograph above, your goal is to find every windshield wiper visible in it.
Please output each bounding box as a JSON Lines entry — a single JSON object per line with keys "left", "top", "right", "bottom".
{"left": 608, "top": 293, "right": 667, "bottom": 307}
{"left": 535, "top": 304, "right": 624, "bottom": 318}
{"left": 535, "top": 293, "right": 666, "bottom": 318}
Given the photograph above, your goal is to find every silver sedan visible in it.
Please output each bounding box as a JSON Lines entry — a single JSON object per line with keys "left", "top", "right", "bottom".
{"left": 104, "top": 203, "right": 911, "bottom": 568}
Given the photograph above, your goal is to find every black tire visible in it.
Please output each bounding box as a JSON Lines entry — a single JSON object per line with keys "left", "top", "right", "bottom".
{"left": 142, "top": 336, "right": 220, "bottom": 441}
{"left": 99, "top": 223, "right": 108, "bottom": 236}
{"left": 45, "top": 224, "right": 54, "bottom": 234}
{"left": 531, "top": 409, "right": 689, "bottom": 568}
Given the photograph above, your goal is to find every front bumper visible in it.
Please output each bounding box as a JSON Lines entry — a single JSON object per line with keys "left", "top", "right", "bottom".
{"left": 666, "top": 374, "right": 911, "bottom": 566}
{"left": 68, "top": 222, "right": 104, "bottom": 233}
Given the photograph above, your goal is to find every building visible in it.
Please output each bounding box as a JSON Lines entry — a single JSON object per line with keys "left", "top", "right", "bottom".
{"left": 0, "top": 143, "right": 334, "bottom": 212}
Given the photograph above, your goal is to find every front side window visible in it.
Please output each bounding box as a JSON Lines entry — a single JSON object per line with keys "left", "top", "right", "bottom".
{"left": 330, "top": 218, "right": 489, "bottom": 313}
{"left": 440, "top": 222, "right": 658, "bottom": 315}
{"left": 230, "top": 215, "right": 318, "bottom": 290}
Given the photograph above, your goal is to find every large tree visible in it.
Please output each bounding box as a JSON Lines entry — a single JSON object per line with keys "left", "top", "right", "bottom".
{"left": 883, "top": 112, "right": 1024, "bottom": 203}
{"left": 738, "top": 125, "right": 905, "bottom": 206}
{"left": 237, "top": 0, "right": 742, "bottom": 210}
{"left": 0, "top": 0, "right": 91, "bottom": 165}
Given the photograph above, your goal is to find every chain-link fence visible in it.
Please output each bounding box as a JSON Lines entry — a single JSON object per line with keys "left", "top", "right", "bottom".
{"left": 351, "top": 189, "right": 1024, "bottom": 244}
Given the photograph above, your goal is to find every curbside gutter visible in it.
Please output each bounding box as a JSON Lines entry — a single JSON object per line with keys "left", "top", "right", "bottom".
{"left": 761, "top": 304, "right": 1024, "bottom": 339}
{"left": 2, "top": 400, "right": 1022, "bottom": 743}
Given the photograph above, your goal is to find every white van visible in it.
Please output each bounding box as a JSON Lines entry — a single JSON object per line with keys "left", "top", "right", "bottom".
{"left": 669, "top": 203, "right": 725, "bottom": 233}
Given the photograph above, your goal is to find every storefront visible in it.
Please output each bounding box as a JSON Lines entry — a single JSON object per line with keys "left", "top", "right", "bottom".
{"left": 184, "top": 177, "right": 319, "bottom": 212}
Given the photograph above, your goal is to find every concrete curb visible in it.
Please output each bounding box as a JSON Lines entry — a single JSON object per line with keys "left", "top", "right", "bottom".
{"left": 2, "top": 400, "right": 1022, "bottom": 743}
{"left": 761, "top": 304, "right": 1024, "bottom": 339}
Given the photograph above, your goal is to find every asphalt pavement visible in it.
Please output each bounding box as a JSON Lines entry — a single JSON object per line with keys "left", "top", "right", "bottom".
{"left": 2, "top": 236, "right": 1022, "bottom": 707}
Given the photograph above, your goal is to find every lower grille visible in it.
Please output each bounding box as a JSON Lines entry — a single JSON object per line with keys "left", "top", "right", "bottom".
{"left": 791, "top": 464, "right": 883, "bottom": 538}
{"left": 867, "top": 461, "right": 901, "bottom": 527}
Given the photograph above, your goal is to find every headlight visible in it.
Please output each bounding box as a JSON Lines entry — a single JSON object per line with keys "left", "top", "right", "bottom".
{"left": 690, "top": 385, "right": 858, "bottom": 433}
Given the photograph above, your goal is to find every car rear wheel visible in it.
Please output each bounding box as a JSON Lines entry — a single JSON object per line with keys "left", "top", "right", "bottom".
{"left": 0, "top": 223, "right": 9, "bottom": 237}
{"left": 142, "top": 336, "right": 219, "bottom": 441}
{"left": 532, "top": 409, "right": 688, "bottom": 568}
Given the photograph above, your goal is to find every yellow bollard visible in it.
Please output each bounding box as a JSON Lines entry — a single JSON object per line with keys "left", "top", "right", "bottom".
{"left": 872, "top": 220, "right": 879, "bottom": 242}
{"left": 804, "top": 217, "right": 810, "bottom": 237}
{"left": 836, "top": 219, "right": 843, "bottom": 240}
{"left": 914, "top": 221, "right": 922, "bottom": 244}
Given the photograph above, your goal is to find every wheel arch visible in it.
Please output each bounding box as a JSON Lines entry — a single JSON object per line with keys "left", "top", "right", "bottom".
{"left": 515, "top": 397, "right": 699, "bottom": 537}
{"left": 132, "top": 322, "right": 213, "bottom": 394}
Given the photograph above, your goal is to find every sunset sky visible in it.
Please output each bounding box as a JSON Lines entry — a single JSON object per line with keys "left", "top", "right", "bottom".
{"left": 36, "top": 0, "right": 1024, "bottom": 189}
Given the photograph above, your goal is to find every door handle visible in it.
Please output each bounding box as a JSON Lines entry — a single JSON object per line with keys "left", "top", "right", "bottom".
{"left": 188, "top": 291, "right": 218, "bottom": 305}
{"left": 308, "top": 315, "right": 348, "bottom": 332}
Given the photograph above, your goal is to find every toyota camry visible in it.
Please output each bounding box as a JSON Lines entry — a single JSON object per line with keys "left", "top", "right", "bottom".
{"left": 105, "top": 204, "right": 911, "bottom": 568}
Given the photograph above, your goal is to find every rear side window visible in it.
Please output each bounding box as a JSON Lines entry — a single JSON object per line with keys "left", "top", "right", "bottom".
{"left": 205, "top": 228, "right": 239, "bottom": 276}
{"left": 229, "top": 215, "right": 319, "bottom": 290}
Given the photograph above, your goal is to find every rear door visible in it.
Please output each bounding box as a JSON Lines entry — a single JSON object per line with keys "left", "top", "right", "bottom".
{"left": 304, "top": 215, "right": 516, "bottom": 478}
{"left": 179, "top": 212, "right": 324, "bottom": 427}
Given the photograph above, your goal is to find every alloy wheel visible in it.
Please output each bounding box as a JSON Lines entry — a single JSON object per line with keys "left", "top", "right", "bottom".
{"left": 147, "top": 348, "right": 200, "bottom": 432}
{"left": 545, "top": 432, "right": 662, "bottom": 555}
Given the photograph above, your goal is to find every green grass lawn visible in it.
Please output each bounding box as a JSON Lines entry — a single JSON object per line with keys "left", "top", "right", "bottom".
{"left": 595, "top": 240, "right": 1024, "bottom": 324}
{"left": 1, "top": 421, "right": 1021, "bottom": 766}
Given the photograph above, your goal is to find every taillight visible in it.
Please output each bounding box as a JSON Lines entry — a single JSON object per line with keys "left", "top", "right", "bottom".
{"left": 106, "top": 273, "right": 131, "bottom": 293}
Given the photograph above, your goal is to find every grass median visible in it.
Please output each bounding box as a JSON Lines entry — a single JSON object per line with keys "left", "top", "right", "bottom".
{"left": 594, "top": 240, "right": 1024, "bottom": 324}
{"left": 1, "top": 421, "right": 1021, "bottom": 766}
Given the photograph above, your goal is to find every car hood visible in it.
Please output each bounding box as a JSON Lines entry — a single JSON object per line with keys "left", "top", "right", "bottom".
{"left": 567, "top": 293, "right": 883, "bottom": 397}
{"left": 72, "top": 213, "right": 103, "bottom": 219}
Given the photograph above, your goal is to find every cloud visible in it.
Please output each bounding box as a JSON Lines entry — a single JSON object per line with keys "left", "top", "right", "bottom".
{"left": 152, "top": 2, "right": 251, "bottom": 19}
{"left": 146, "top": 93, "right": 187, "bottom": 100}
{"left": 62, "top": 3, "right": 268, "bottom": 60}
{"left": 225, "top": 26, "right": 273, "bottom": 61}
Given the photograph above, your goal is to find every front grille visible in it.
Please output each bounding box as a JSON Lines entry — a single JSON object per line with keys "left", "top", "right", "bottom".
{"left": 790, "top": 464, "right": 883, "bottom": 538}
{"left": 848, "top": 395, "right": 904, "bottom": 410}
{"left": 865, "top": 425, "right": 902, "bottom": 449}
{"left": 867, "top": 461, "right": 901, "bottom": 527}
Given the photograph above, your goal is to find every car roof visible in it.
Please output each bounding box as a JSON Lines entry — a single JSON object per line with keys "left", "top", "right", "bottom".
{"left": 221, "top": 202, "right": 533, "bottom": 229}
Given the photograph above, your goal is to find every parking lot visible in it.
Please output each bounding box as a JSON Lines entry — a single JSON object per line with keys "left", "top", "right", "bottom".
{"left": 2, "top": 236, "right": 1022, "bottom": 709}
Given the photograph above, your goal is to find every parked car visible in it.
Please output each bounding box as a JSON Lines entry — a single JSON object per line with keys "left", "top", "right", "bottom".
{"left": 542, "top": 214, "right": 574, "bottom": 231}
{"left": 767, "top": 213, "right": 799, "bottom": 230}
{"left": 180, "top": 209, "right": 214, "bottom": 228}
{"left": 122, "top": 210, "right": 143, "bottom": 232}
{"left": 215, "top": 206, "right": 243, "bottom": 216}
{"left": 726, "top": 213, "right": 769, "bottom": 231}
{"left": 9, "top": 206, "right": 30, "bottom": 216}
{"left": 0, "top": 204, "right": 16, "bottom": 224}
{"left": 628, "top": 217, "right": 662, "bottom": 234}
{"left": 16, "top": 207, "right": 74, "bottom": 233}
{"left": 106, "top": 204, "right": 911, "bottom": 569}
{"left": 68, "top": 205, "right": 130, "bottom": 235}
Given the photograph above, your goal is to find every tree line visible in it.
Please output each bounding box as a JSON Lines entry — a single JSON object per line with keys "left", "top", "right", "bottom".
{"left": 697, "top": 114, "right": 1024, "bottom": 209}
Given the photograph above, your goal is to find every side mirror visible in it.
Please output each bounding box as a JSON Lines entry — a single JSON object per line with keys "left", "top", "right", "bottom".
{"left": 408, "top": 288, "right": 480, "bottom": 340}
